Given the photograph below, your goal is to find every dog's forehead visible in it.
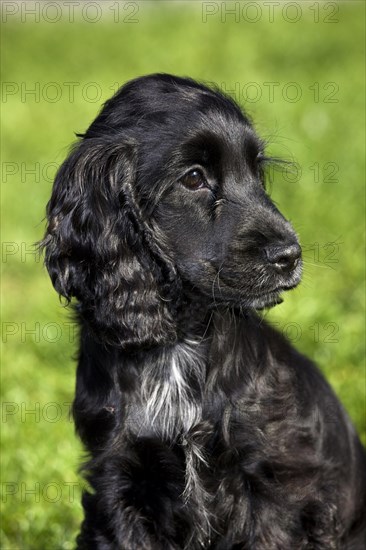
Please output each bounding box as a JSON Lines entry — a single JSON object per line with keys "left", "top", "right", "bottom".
{"left": 200, "top": 106, "right": 254, "bottom": 141}
{"left": 180, "top": 106, "right": 261, "bottom": 161}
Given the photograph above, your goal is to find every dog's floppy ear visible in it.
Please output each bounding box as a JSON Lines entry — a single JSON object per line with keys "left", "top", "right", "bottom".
{"left": 42, "top": 137, "right": 179, "bottom": 350}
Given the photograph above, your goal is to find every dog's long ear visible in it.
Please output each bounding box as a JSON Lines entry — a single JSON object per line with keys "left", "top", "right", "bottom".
{"left": 41, "top": 138, "right": 179, "bottom": 350}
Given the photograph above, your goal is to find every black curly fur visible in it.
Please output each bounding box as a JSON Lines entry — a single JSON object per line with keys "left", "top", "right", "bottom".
{"left": 42, "top": 74, "right": 366, "bottom": 549}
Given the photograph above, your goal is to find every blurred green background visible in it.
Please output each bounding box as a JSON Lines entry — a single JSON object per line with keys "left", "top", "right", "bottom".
{"left": 1, "top": 1, "right": 365, "bottom": 548}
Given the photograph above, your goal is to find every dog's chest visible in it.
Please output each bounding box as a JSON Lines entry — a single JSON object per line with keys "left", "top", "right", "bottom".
{"left": 140, "top": 338, "right": 208, "bottom": 440}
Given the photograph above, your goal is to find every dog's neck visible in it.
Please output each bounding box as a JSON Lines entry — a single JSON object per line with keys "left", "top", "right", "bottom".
{"left": 174, "top": 284, "right": 255, "bottom": 342}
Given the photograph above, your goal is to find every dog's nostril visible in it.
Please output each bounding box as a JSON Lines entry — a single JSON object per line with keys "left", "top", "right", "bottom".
{"left": 264, "top": 243, "right": 301, "bottom": 273}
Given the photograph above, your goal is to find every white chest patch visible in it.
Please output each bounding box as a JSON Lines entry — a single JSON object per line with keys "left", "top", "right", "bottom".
{"left": 141, "top": 338, "right": 206, "bottom": 440}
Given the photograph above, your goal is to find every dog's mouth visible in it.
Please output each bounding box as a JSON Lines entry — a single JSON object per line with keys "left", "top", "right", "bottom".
{"left": 247, "top": 270, "right": 303, "bottom": 309}
{"left": 247, "top": 275, "right": 301, "bottom": 309}
{"left": 208, "top": 276, "right": 301, "bottom": 311}
{"left": 191, "top": 258, "right": 303, "bottom": 311}
{"left": 206, "top": 284, "right": 297, "bottom": 311}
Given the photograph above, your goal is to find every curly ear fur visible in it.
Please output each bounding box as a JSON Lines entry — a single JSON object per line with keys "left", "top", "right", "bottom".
{"left": 42, "top": 137, "right": 179, "bottom": 349}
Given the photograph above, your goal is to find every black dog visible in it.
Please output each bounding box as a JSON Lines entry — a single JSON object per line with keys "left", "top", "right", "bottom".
{"left": 42, "top": 74, "right": 366, "bottom": 549}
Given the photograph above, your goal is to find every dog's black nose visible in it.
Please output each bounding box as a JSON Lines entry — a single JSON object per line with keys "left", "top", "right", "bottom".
{"left": 264, "top": 243, "right": 301, "bottom": 273}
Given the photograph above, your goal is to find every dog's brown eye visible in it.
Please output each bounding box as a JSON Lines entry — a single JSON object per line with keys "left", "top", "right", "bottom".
{"left": 180, "top": 169, "right": 207, "bottom": 190}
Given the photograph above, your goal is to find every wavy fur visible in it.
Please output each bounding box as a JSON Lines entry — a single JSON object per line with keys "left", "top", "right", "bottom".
{"left": 42, "top": 74, "right": 366, "bottom": 549}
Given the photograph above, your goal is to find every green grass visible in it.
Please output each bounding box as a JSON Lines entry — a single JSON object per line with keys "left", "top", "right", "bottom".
{"left": 1, "top": 3, "right": 365, "bottom": 548}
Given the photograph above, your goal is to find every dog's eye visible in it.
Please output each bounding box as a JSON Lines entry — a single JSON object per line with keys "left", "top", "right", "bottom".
{"left": 180, "top": 169, "right": 208, "bottom": 191}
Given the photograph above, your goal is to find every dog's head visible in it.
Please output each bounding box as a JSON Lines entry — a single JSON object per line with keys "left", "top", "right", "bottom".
{"left": 43, "top": 73, "right": 302, "bottom": 349}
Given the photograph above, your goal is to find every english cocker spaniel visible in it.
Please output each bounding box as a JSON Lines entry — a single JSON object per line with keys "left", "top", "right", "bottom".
{"left": 42, "top": 74, "right": 366, "bottom": 549}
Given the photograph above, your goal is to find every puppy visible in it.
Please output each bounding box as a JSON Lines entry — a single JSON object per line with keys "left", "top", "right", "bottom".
{"left": 42, "top": 74, "right": 366, "bottom": 549}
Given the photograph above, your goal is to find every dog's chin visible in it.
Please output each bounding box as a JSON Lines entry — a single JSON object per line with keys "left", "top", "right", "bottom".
{"left": 249, "top": 292, "right": 284, "bottom": 310}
